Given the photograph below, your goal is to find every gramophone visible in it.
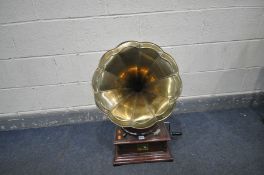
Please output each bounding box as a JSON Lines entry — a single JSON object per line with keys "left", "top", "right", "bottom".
{"left": 92, "top": 41, "right": 182, "bottom": 165}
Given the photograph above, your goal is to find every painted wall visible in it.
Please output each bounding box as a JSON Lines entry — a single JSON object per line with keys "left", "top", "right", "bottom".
{"left": 0, "top": 0, "right": 264, "bottom": 117}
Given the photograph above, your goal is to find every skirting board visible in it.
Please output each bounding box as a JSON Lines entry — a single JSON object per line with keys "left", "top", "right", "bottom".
{"left": 0, "top": 91, "right": 263, "bottom": 131}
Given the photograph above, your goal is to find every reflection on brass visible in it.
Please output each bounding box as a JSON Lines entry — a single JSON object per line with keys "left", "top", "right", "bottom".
{"left": 92, "top": 41, "right": 182, "bottom": 129}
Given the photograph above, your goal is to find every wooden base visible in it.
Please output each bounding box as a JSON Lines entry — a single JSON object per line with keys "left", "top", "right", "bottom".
{"left": 113, "top": 122, "right": 173, "bottom": 166}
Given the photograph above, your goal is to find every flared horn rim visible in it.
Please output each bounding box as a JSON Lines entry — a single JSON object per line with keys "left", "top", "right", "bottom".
{"left": 92, "top": 41, "right": 182, "bottom": 129}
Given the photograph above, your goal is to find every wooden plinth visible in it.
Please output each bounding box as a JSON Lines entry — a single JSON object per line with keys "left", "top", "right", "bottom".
{"left": 113, "top": 122, "right": 173, "bottom": 166}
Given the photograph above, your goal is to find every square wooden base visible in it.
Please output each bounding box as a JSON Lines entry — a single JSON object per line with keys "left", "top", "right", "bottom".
{"left": 113, "top": 122, "right": 173, "bottom": 166}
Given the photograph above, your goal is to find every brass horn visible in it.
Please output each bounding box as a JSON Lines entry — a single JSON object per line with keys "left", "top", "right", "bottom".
{"left": 92, "top": 41, "right": 182, "bottom": 129}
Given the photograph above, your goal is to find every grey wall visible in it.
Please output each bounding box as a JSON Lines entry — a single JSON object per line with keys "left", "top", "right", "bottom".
{"left": 0, "top": 0, "right": 264, "bottom": 117}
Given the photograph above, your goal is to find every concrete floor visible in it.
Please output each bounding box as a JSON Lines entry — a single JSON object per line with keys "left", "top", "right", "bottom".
{"left": 0, "top": 107, "right": 264, "bottom": 175}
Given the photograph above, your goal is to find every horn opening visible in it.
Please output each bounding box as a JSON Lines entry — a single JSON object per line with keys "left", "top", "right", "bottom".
{"left": 92, "top": 41, "right": 182, "bottom": 129}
